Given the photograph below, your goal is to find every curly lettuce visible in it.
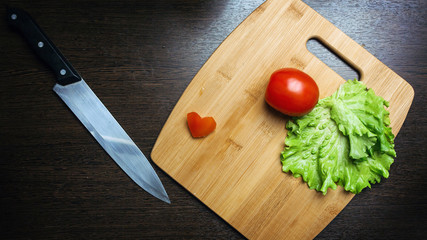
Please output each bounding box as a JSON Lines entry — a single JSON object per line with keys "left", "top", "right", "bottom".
{"left": 281, "top": 80, "right": 395, "bottom": 194}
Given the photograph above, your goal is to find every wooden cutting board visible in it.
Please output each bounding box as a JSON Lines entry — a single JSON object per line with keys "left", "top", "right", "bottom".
{"left": 151, "top": 0, "right": 414, "bottom": 239}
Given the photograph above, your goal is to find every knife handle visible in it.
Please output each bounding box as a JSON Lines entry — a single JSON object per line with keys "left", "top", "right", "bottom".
{"left": 7, "top": 7, "right": 81, "bottom": 86}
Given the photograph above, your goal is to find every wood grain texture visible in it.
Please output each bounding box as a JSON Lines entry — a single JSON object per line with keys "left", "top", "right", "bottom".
{"left": 151, "top": 0, "right": 414, "bottom": 239}
{"left": 0, "top": 0, "right": 426, "bottom": 239}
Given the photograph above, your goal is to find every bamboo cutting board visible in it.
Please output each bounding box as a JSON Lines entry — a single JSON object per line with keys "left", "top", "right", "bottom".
{"left": 151, "top": 0, "right": 414, "bottom": 239}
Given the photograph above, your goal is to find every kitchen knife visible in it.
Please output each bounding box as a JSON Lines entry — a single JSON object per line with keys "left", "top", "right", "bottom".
{"left": 7, "top": 7, "right": 170, "bottom": 204}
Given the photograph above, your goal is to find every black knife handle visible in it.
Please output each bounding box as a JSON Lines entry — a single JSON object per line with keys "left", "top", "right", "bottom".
{"left": 7, "top": 7, "right": 81, "bottom": 85}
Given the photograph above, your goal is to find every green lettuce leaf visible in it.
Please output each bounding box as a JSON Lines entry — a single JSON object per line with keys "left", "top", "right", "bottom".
{"left": 281, "top": 80, "right": 395, "bottom": 194}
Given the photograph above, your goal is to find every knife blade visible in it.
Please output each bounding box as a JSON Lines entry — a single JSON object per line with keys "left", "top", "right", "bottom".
{"left": 7, "top": 7, "right": 170, "bottom": 204}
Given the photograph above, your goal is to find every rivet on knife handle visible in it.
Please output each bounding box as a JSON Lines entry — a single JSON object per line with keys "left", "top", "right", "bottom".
{"left": 7, "top": 7, "right": 81, "bottom": 85}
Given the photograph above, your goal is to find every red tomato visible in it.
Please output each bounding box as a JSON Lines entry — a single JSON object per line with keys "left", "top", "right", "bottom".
{"left": 265, "top": 68, "right": 319, "bottom": 116}
{"left": 187, "top": 112, "right": 216, "bottom": 138}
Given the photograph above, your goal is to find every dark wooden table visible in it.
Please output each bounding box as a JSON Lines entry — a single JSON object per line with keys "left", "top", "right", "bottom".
{"left": 1, "top": 0, "right": 426, "bottom": 239}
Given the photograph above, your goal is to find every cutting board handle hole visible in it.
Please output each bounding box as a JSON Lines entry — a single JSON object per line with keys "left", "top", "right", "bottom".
{"left": 306, "top": 38, "right": 360, "bottom": 81}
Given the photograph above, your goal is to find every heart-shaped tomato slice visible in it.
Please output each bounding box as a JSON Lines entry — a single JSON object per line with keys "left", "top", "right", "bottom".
{"left": 187, "top": 112, "right": 216, "bottom": 138}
